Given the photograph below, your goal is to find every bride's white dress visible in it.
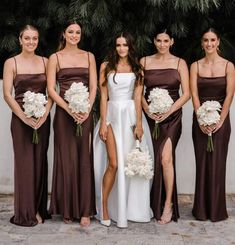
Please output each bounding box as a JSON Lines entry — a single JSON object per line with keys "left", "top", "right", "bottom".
{"left": 93, "top": 72, "right": 154, "bottom": 228}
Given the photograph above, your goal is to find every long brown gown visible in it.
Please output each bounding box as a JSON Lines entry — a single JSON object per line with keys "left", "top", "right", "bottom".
{"left": 192, "top": 66, "right": 230, "bottom": 222}
{"left": 144, "top": 68, "right": 182, "bottom": 222}
{"left": 10, "top": 57, "right": 50, "bottom": 226}
{"left": 49, "top": 55, "right": 96, "bottom": 220}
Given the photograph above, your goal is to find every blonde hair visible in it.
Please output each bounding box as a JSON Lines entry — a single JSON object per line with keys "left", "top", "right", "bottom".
{"left": 19, "top": 25, "right": 39, "bottom": 38}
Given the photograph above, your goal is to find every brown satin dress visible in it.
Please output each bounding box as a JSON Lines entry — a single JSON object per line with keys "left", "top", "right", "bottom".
{"left": 49, "top": 66, "right": 96, "bottom": 220}
{"left": 192, "top": 75, "right": 230, "bottom": 222}
{"left": 10, "top": 59, "right": 50, "bottom": 226}
{"left": 144, "top": 68, "right": 182, "bottom": 222}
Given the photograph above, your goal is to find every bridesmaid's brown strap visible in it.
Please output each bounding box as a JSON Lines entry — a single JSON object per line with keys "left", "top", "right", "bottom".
{"left": 225, "top": 61, "right": 229, "bottom": 76}
{"left": 55, "top": 53, "right": 61, "bottom": 70}
{"left": 144, "top": 56, "right": 147, "bottom": 69}
{"left": 197, "top": 61, "right": 199, "bottom": 75}
{"left": 87, "top": 52, "right": 90, "bottom": 68}
{"left": 42, "top": 57, "right": 46, "bottom": 73}
{"left": 177, "top": 58, "right": 181, "bottom": 70}
{"left": 13, "top": 57, "right": 17, "bottom": 75}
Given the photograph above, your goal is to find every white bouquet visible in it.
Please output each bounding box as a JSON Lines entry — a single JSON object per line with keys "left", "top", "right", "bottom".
{"left": 64, "top": 82, "right": 90, "bottom": 136}
{"left": 197, "top": 100, "right": 221, "bottom": 152}
{"left": 148, "top": 87, "right": 174, "bottom": 139}
{"left": 23, "top": 91, "right": 47, "bottom": 144}
{"left": 125, "top": 140, "right": 153, "bottom": 180}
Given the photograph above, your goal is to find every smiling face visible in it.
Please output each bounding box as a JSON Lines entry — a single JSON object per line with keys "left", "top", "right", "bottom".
{"left": 64, "top": 23, "right": 81, "bottom": 46}
{"left": 201, "top": 31, "right": 220, "bottom": 54}
{"left": 116, "top": 37, "right": 129, "bottom": 58}
{"left": 154, "top": 33, "right": 173, "bottom": 54}
{"left": 20, "top": 29, "right": 39, "bottom": 53}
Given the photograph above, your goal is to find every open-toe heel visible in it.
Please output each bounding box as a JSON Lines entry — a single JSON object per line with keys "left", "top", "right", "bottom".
{"left": 36, "top": 212, "right": 42, "bottom": 224}
{"left": 158, "top": 203, "right": 173, "bottom": 225}
{"left": 63, "top": 218, "right": 73, "bottom": 224}
{"left": 80, "top": 217, "right": 91, "bottom": 227}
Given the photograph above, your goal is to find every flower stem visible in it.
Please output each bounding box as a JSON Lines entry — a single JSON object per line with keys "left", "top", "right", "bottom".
{"left": 207, "top": 133, "right": 214, "bottom": 152}
{"left": 32, "top": 129, "right": 39, "bottom": 144}
{"left": 76, "top": 124, "right": 83, "bottom": 137}
{"left": 152, "top": 121, "right": 160, "bottom": 140}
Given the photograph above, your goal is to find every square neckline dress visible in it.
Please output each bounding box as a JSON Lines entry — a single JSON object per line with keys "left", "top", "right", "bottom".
{"left": 93, "top": 72, "right": 154, "bottom": 228}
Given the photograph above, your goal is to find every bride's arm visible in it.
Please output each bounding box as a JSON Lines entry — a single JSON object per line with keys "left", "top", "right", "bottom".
{"left": 99, "top": 62, "right": 109, "bottom": 142}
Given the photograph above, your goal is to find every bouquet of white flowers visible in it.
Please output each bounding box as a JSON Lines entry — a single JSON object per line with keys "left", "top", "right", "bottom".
{"left": 148, "top": 87, "right": 174, "bottom": 139}
{"left": 124, "top": 140, "right": 153, "bottom": 180}
{"left": 64, "top": 82, "right": 90, "bottom": 136}
{"left": 197, "top": 100, "right": 221, "bottom": 152}
{"left": 23, "top": 91, "right": 47, "bottom": 144}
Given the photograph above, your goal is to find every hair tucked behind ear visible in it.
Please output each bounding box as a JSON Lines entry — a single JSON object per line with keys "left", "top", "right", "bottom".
{"left": 58, "top": 19, "right": 83, "bottom": 51}
{"left": 201, "top": 27, "right": 221, "bottom": 55}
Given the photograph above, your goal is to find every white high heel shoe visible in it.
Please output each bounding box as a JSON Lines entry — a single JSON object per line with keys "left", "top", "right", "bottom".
{"left": 100, "top": 219, "right": 111, "bottom": 227}
{"left": 100, "top": 189, "right": 111, "bottom": 227}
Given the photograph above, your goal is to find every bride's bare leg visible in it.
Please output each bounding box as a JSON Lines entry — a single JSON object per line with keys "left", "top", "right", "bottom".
{"left": 102, "top": 126, "right": 117, "bottom": 220}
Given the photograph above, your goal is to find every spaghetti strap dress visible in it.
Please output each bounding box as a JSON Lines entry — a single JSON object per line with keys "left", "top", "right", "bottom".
{"left": 49, "top": 55, "right": 96, "bottom": 220}
{"left": 192, "top": 72, "right": 230, "bottom": 222}
{"left": 144, "top": 68, "right": 182, "bottom": 222}
{"left": 10, "top": 57, "right": 50, "bottom": 226}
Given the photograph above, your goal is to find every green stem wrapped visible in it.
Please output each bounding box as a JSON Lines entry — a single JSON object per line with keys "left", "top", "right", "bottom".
{"left": 32, "top": 129, "right": 39, "bottom": 144}
{"left": 76, "top": 123, "right": 83, "bottom": 137}
{"left": 206, "top": 133, "right": 214, "bottom": 152}
{"left": 152, "top": 121, "right": 160, "bottom": 140}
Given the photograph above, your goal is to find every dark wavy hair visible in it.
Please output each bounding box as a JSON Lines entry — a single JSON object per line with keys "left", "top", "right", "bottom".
{"left": 103, "top": 32, "right": 143, "bottom": 86}
{"left": 58, "top": 19, "right": 83, "bottom": 50}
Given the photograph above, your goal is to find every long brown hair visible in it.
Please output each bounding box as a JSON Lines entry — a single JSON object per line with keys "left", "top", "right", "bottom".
{"left": 58, "top": 19, "right": 83, "bottom": 51}
{"left": 103, "top": 32, "right": 143, "bottom": 86}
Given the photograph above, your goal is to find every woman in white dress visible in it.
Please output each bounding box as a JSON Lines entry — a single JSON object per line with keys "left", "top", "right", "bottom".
{"left": 93, "top": 32, "right": 153, "bottom": 228}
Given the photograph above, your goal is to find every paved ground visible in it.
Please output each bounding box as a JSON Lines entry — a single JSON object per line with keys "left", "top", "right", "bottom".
{"left": 0, "top": 195, "right": 235, "bottom": 245}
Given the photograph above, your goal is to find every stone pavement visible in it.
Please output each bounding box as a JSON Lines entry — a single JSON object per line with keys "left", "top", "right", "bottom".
{"left": 0, "top": 195, "right": 235, "bottom": 245}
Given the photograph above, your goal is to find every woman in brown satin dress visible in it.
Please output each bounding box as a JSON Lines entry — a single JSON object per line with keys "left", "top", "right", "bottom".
{"left": 47, "top": 20, "right": 97, "bottom": 226}
{"left": 190, "top": 28, "right": 235, "bottom": 222}
{"left": 141, "top": 27, "right": 190, "bottom": 224}
{"left": 3, "top": 25, "right": 52, "bottom": 226}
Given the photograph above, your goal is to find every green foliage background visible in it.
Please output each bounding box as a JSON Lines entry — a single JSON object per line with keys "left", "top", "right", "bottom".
{"left": 0, "top": 0, "right": 235, "bottom": 77}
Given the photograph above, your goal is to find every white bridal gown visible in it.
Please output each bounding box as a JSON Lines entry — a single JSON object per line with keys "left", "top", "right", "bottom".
{"left": 93, "top": 72, "right": 154, "bottom": 228}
